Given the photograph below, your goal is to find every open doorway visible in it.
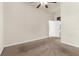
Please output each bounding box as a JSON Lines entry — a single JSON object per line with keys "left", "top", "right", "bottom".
{"left": 49, "top": 17, "right": 61, "bottom": 38}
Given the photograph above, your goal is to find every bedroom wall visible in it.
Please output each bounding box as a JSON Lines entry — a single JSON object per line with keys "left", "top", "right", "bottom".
{"left": 4, "top": 2, "right": 51, "bottom": 47}
{"left": 0, "top": 2, "right": 4, "bottom": 54}
{"left": 61, "top": 2, "right": 79, "bottom": 47}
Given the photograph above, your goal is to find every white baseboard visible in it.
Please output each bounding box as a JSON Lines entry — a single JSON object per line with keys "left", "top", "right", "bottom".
{"left": 4, "top": 36, "right": 49, "bottom": 47}
{"left": 61, "top": 40, "right": 79, "bottom": 48}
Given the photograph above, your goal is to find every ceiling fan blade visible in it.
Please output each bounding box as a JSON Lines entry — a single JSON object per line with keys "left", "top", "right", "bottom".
{"left": 49, "top": 2, "right": 57, "bottom": 3}
{"left": 36, "top": 4, "right": 41, "bottom": 8}
{"left": 45, "top": 5, "right": 48, "bottom": 8}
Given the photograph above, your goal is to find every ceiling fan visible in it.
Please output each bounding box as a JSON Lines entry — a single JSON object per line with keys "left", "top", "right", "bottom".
{"left": 36, "top": 2, "right": 57, "bottom": 8}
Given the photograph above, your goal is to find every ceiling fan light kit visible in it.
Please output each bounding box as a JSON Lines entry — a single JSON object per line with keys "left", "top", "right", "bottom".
{"left": 40, "top": 1, "right": 48, "bottom": 5}
{"left": 36, "top": 1, "right": 56, "bottom": 8}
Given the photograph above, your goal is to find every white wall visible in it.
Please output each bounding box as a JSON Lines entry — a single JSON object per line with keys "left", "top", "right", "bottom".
{"left": 0, "top": 3, "right": 4, "bottom": 54}
{"left": 53, "top": 3, "right": 60, "bottom": 20}
{"left": 4, "top": 2, "right": 51, "bottom": 47}
{"left": 47, "top": 3, "right": 60, "bottom": 20}
{"left": 61, "top": 2, "right": 79, "bottom": 47}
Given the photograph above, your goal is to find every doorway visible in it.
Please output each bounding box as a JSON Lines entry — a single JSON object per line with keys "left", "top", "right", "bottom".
{"left": 49, "top": 17, "right": 61, "bottom": 38}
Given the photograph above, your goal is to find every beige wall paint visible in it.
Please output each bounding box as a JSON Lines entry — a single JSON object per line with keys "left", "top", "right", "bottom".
{"left": 53, "top": 3, "right": 60, "bottom": 20}
{"left": 47, "top": 3, "right": 60, "bottom": 20}
{"left": 0, "top": 3, "right": 4, "bottom": 54}
{"left": 4, "top": 2, "right": 51, "bottom": 47}
{"left": 61, "top": 2, "right": 79, "bottom": 47}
